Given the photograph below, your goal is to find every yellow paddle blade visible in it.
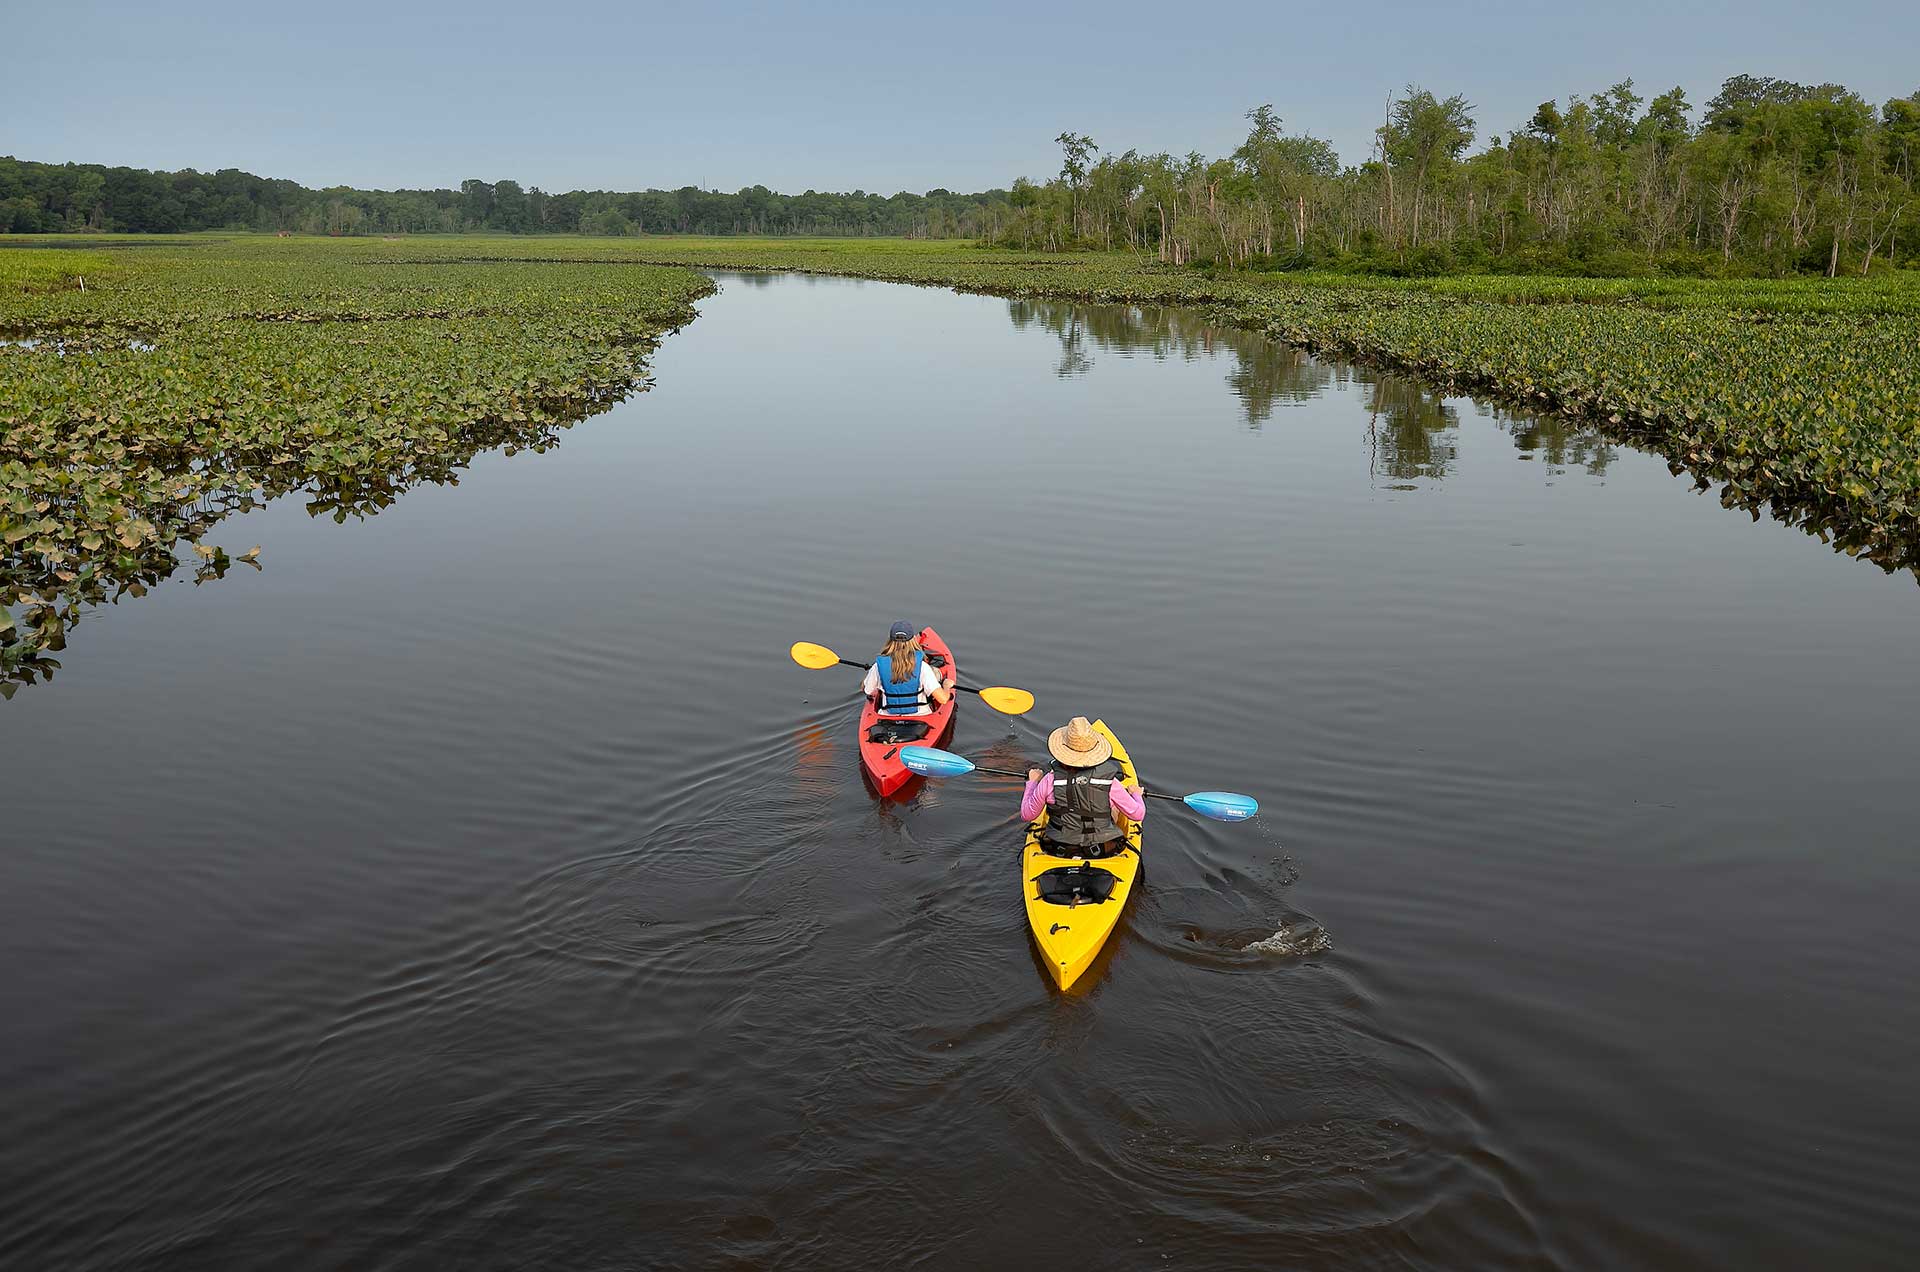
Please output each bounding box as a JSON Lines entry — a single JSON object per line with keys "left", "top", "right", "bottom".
{"left": 789, "top": 641, "right": 843, "bottom": 670}
{"left": 975, "top": 685, "right": 1035, "bottom": 716}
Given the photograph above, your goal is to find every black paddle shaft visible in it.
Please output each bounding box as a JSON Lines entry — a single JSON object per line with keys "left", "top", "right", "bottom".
{"left": 836, "top": 656, "right": 992, "bottom": 697}
{"left": 960, "top": 760, "right": 1182, "bottom": 804}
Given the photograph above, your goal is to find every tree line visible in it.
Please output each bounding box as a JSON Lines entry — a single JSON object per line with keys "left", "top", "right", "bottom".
{"left": 998, "top": 75, "right": 1920, "bottom": 276}
{"left": 0, "top": 158, "right": 1010, "bottom": 239}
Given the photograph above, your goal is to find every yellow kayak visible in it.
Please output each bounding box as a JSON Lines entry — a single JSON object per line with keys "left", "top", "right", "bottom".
{"left": 1022, "top": 719, "right": 1142, "bottom": 990}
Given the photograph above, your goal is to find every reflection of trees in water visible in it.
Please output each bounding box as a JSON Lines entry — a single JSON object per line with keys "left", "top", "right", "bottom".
{"left": 1050, "top": 313, "right": 1095, "bottom": 378}
{"left": 1350, "top": 370, "right": 1458, "bottom": 481}
{"left": 1488, "top": 405, "right": 1616, "bottom": 477}
{"left": 1006, "top": 299, "right": 1330, "bottom": 428}
{"left": 1225, "top": 337, "right": 1327, "bottom": 427}
{"left": 1006, "top": 297, "right": 1614, "bottom": 486}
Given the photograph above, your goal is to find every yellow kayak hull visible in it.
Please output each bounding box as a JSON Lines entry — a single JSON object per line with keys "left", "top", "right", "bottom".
{"left": 1022, "top": 719, "right": 1142, "bottom": 990}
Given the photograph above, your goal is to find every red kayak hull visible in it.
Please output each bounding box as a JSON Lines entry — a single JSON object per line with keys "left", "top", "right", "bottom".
{"left": 857, "top": 626, "right": 957, "bottom": 797}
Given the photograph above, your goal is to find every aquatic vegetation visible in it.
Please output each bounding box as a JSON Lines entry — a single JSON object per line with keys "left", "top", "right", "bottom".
{"left": 0, "top": 247, "right": 118, "bottom": 295}
{"left": 0, "top": 237, "right": 711, "bottom": 688}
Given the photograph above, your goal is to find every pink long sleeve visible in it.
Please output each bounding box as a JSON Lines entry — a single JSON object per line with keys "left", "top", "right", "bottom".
{"left": 1108, "top": 779, "right": 1145, "bottom": 821}
{"left": 1020, "top": 773, "right": 1145, "bottom": 822}
{"left": 1019, "top": 774, "right": 1053, "bottom": 821}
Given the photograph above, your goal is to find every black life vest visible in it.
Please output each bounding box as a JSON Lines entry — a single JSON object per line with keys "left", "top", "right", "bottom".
{"left": 1039, "top": 757, "right": 1128, "bottom": 851}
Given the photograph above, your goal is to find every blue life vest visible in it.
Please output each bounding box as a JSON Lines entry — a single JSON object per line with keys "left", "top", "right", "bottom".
{"left": 877, "top": 650, "right": 926, "bottom": 715}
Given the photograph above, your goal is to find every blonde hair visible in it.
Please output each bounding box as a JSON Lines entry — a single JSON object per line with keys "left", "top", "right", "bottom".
{"left": 884, "top": 635, "right": 922, "bottom": 685}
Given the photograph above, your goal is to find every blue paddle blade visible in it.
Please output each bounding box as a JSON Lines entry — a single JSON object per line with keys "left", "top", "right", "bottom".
{"left": 1183, "top": 791, "right": 1259, "bottom": 821}
{"left": 900, "top": 746, "right": 977, "bottom": 778}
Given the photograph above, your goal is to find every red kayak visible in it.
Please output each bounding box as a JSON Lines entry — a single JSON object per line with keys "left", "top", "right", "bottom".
{"left": 858, "top": 626, "right": 957, "bottom": 797}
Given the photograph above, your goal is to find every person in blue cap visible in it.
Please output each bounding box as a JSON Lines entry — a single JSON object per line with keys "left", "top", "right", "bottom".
{"left": 861, "top": 620, "right": 955, "bottom": 717}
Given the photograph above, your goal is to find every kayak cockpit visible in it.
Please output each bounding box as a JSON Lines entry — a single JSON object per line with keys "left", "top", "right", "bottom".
{"left": 1032, "top": 863, "right": 1122, "bottom": 906}
{"left": 866, "top": 719, "right": 932, "bottom": 744}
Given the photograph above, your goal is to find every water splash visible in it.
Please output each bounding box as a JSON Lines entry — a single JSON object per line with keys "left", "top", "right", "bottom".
{"left": 1239, "top": 919, "right": 1333, "bottom": 958}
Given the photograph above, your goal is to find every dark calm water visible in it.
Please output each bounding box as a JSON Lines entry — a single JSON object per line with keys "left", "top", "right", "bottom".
{"left": 4, "top": 272, "right": 1918, "bottom": 1269}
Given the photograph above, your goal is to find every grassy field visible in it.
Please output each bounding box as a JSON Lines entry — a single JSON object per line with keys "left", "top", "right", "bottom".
{"left": 3, "top": 232, "right": 1916, "bottom": 685}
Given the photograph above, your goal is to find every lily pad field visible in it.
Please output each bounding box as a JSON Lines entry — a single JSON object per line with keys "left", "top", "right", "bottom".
{"left": 0, "top": 237, "right": 712, "bottom": 689}
{"left": 3, "top": 233, "right": 1917, "bottom": 691}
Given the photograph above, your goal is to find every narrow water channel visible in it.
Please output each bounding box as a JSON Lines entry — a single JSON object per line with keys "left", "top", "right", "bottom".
{"left": 3, "top": 272, "right": 1916, "bottom": 1268}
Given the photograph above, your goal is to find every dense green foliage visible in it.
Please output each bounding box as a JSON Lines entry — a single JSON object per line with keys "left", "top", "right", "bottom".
{"left": 0, "top": 237, "right": 712, "bottom": 688}
{"left": 0, "top": 157, "right": 1009, "bottom": 238}
{"left": 13, "top": 70, "right": 1915, "bottom": 275}
{"left": 1002, "top": 75, "right": 1920, "bottom": 277}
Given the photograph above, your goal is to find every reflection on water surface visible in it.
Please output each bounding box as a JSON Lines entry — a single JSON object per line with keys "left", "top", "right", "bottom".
{"left": 1009, "top": 295, "right": 1619, "bottom": 486}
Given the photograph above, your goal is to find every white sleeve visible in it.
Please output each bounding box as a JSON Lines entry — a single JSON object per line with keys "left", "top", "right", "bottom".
{"left": 920, "top": 663, "right": 944, "bottom": 695}
{"left": 862, "top": 664, "right": 880, "bottom": 696}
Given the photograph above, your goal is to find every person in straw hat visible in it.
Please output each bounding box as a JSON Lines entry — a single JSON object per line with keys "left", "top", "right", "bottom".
{"left": 1020, "top": 716, "right": 1146, "bottom": 855}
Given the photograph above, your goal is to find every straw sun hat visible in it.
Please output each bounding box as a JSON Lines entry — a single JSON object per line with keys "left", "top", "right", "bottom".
{"left": 1047, "top": 716, "right": 1112, "bottom": 768}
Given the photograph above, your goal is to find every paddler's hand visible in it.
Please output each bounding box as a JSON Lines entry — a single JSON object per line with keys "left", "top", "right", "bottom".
{"left": 1027, "top": 768, "right": 1042, "bottom": 783}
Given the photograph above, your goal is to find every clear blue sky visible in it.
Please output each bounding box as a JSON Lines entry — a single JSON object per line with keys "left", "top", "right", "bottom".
{"left": 7, "top": 0, "right": 1915, "bottom": 195}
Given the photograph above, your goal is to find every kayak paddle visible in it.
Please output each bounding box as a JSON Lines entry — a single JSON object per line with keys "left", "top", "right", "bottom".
{"left": 899, "top": 745, "right": 1259, "bottom": 822}
{"left": 789, "top": 641, "right": 1035, "bottom": 716}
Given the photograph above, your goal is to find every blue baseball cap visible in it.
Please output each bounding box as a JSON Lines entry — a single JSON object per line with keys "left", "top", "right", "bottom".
{"left": 888, "top": 619, "right": 915, "bottom": 641}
